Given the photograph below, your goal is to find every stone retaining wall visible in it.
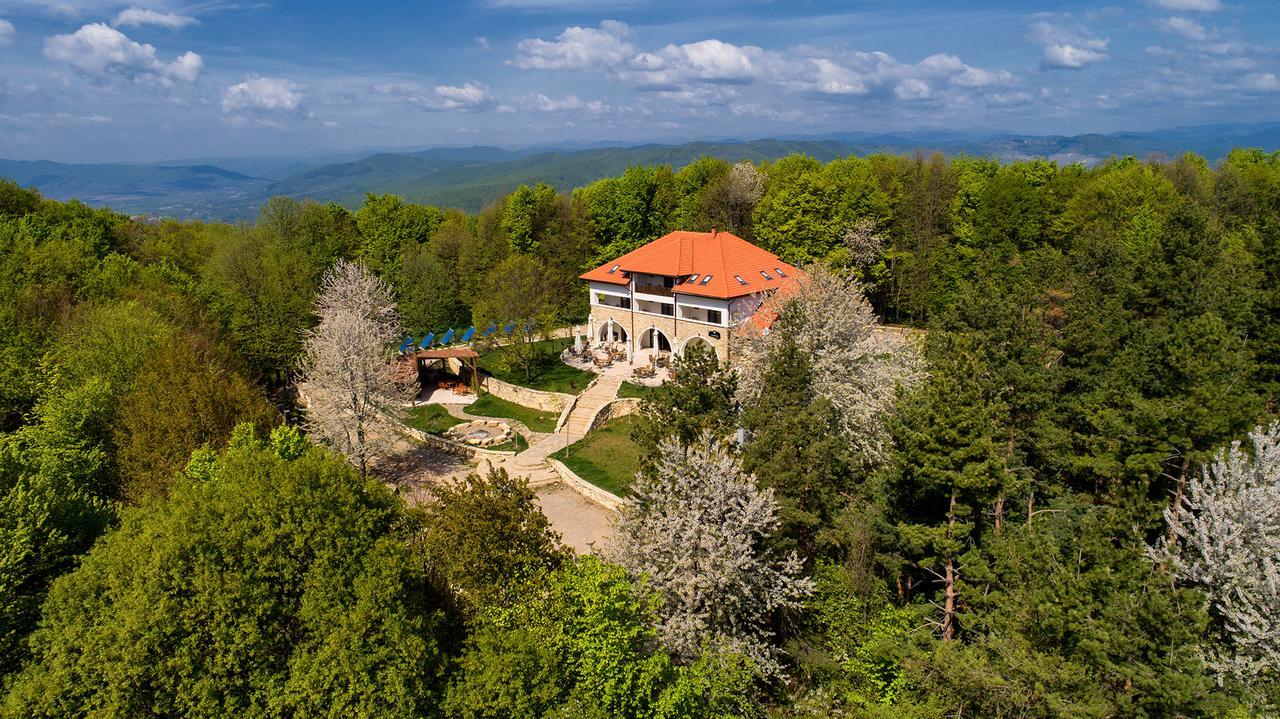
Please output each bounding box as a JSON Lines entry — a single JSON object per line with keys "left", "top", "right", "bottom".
{"left": 547, "top": 458, "right": 623, "bottom": 512}
{"left": 587, "top": 397, "right": 641, "bottom": 432}
{"left": 481, "top": 376, "right": 574, "bottom": 413}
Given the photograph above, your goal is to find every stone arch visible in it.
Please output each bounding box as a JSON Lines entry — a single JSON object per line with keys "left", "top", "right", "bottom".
{"left": 598, "top": 320, "right": 627, "bottom": 343}
{"left": 681, "top": 335, "right": 715, "bottom": 359}
{"left": 639, "top": 326, "right": 671, "bottom": 352}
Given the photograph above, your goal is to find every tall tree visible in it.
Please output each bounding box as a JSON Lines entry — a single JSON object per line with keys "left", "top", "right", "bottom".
{"left": 299, "top": 260, "right": 404, "bottom": 478}
{"left": 472, "top": 255, "right": 562, "bottom": 382}
{"left": 419, "top": 466, "right": 569, "bottom": 611}
{"left": 740, "top": 335, "right": 852, "bottom": 558}
{"left": 607, "top": 433, "right": 812, "bottom": 675}
{"left": 1152, "top": 423, "right": 1280, "bottom": 695}
{"left": 3, "top": 435, "right": 452, "bottom": 719}
{"left": 735, "top": 264, "right": 922, "bottom": 473}
{"left": 634, "top": 343, "right": 738, "bottom": 458}
{"left": 886, "top": 334, "right": 1007, "bottom": 640}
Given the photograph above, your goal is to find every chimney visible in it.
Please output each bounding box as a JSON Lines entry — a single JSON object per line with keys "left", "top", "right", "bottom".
{"left": 711, "top": 226, "right": 717, "bottom": 237}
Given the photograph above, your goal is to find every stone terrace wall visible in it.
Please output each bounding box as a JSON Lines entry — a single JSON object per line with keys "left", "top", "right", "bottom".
{"left": 587, "top": 397, "right": 640, "bottom": 432}
{"left": 481, "top": 376, "right": 574, "bottom": 413}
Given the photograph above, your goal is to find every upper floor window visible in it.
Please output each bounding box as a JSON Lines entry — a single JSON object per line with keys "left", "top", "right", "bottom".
{"left": 700, "top": 275, "right": 713, "bottom": 285}
{"left": 607, "top": 264, "right": 620, "bottom": 274}
{"left": 734, "top": 275, "right": 748, "bottom": 285}
{"left": 774, "top": 267, "right": 787, "bottom": 277}
{"left": 760, "top": 270, "right": 773, "bottom": 280}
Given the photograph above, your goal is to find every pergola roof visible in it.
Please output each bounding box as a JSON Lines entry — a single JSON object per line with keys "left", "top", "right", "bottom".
{"left": 414, "top": 348, "right": 479, "bottom": 360}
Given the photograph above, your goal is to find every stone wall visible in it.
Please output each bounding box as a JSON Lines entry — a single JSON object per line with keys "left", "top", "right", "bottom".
{"left": 587, "top": 397, "right": 641, "bottom": 432}
{"left": 480, "top": 375, "right": 574, "bottom": 413}
{"left": 587, "top": 304, "right": 734, "bottom": 362}
{"left": 547, "top": 457, "right": 623, "bottom": 512}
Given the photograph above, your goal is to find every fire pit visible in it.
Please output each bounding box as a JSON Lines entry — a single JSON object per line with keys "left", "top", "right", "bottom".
{"left": 445, "top": 419, "right": 514, "bottom": 448}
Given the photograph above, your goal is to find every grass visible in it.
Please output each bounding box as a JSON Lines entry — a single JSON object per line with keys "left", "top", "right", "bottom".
{"left": 468, "top": 392, "right": 560, "bottom": 433}
{"left": 549, "top": 415, "right": 646, "bottom": 497}
{"left": 403, "top": 404, "right": 465, "bottom": 435}
{"left": 477, "top": 337, "right": 595, "bottom": 395}
{"left": 617, "top": 381, "right": 660, "bottom": 400}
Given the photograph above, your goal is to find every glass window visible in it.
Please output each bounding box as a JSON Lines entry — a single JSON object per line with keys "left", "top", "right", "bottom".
{"left": 707, "top": 309, "right": 722, "bottom": 324}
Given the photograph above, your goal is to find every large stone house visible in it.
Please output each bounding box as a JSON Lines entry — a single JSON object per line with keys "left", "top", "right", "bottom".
{"left": 579, "top": 229, "right": 801, "bottom": 363}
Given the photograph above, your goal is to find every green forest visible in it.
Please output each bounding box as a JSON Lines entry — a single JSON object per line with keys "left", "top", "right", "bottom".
{"left": 2, "top": 147, "right": 1279, "bottom": 717}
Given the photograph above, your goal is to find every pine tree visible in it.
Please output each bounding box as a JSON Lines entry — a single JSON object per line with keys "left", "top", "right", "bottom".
{"left": 741, "top": 334, "right": 852, "bottom": 558}
{"left": 887, "top": 333, "right": 1007, "bottom": 640}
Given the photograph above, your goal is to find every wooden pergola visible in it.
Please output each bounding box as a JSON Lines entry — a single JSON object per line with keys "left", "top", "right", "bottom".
{"left": 413, "top": 347, "right": 481, "bottom": 395}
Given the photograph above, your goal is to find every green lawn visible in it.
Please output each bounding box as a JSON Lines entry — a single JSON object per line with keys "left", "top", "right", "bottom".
{"left": 617, "top": 381, "right": 659, "bottom": 400}
{"left": 468, "top": 393, "right": 560, "bottom": 433}
{"left": 404, "top": 404, "right": 465, "bottom": 435}
{"left": 549, "top": 415, "right": 646, "bottom": 496}
{"left": 478, "top": 337, "right": 594, "bottom": 395}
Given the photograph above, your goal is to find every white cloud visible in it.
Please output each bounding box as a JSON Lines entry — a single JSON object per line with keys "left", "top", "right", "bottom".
{"left": 518, "top": 92, "right": 607, "bottom": 112}
{"left": 1032, "top": 22, "right": 1109, "bottom": 68}
{"left": 374, "top": 81, "right": 497, "bottom": 112}
{"left": 795, "top": 49, "right": 1014, "bottom": 104}
{"left": 513, "top": 20, "right": 633, "bottom": 69}
{"left": 112, "top": 7, "right": 197, "bottom": 30}
{"left": 1149, "top": 0, "right": 1221, "bottom": 11}
{"left": 222, "top": 76, "right": 303, "bottom": 113}
{"left": 1243, "top": 73, "right": 1280, "bottom": 92}
{"left": 0, "top": 19, "right": 14, "bottom": 47}
{"left": 1043, "top": 43, "right": 1109, "bottom": 68}
{"left": 1159, "top": 16, "right": 1208, "bottom": 41}
{"left": 626, "top": 39, "right": 762, "bottom": 87}
{"left": 43, "top": 23, "right": 202, "bottom": 86}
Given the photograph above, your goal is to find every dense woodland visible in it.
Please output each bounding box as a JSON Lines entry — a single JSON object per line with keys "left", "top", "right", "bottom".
{"left": 1, "top": 147, "right": 1279, "bottom": 717}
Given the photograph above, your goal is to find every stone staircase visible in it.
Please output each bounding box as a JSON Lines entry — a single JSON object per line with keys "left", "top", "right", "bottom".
{"left": 561, "top": 376, "right": 624, "bottom": 436}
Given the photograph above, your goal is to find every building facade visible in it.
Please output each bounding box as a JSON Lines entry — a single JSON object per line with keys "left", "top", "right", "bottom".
{"left": 580, "top": 230, "right": 801, "bottom": 363}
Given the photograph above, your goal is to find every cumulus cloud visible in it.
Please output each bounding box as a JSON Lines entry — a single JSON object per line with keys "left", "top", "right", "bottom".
{"left": 1159, "top": 16, "right": 1208, "bottom": 41}
{"left": 222, "top": 76, "right": 303, "bottom": 113}
{"left": 518, "top": 92, "right": 607, "bottom": 112}
{"left": 0, "top": 19, "right": 14, "bottom": 47}
{"left": 43, "top": 23, "right": 202, "bottom": 86}
{"left": 1032, "top": 22, "right": 1109, "bottom": 68}
{"left": 626, "top": 39, "right": 762, "bottom": 87}
{"left": 112, "top": 7, "right": 197, "bottom": 29}
{"left": 1242, "top": 73, "right": 1280, "bottom": 92}
{"left": 512, "top": 19, "right": 633, "bottom": 69}
{"left": 512, "top": 21, "right": 1019, "bottom": 115}
{"left": 795, "top": 50, "right": 1014, "bottom": 104}
{"left": 374, "top": 81, "right": 497, "bottom": 112}
{"left": 1149, "top": 0, "right": 1221, "bottom": 11}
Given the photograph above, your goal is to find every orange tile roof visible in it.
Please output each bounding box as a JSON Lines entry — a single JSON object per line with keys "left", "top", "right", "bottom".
{"left": 580, "top": 230, "right": 802, "bottom": 300}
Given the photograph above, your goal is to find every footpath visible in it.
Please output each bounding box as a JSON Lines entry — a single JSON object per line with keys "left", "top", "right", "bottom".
{"left": 442, "top": 375, "right": 625, "bottom": 552}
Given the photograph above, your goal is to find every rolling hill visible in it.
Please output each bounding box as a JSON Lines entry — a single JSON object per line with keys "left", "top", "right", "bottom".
{"left": 3, "top": 122, "right": 1278, "bottom": 221}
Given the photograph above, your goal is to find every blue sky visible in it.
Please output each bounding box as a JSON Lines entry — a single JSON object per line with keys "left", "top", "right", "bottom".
{"left": 0, "top": 0, "right": 1277, "bottom": 162}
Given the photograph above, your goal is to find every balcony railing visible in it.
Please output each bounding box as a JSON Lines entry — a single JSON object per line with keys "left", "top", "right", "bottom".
{"left": 635, "top": 283, "right": 674, "bottom": 297}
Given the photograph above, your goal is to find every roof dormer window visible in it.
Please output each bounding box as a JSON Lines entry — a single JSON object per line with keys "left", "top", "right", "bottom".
{"left": 607, "top": 264, "right": 620, "bottom": 274}
{"left": 688, "top": 274, "right": 699, "bottom": 283}
{"left": 774, "top": 267, "right": 787, "bottom": 277}
{"left": 734, "top": 275, "right": 748, "bottom": 285}
{"left": 760, "top": 270, "right": 773, "bottom": 280}
{"left": 700, "top": 275, "right": 713, "bottom": 285}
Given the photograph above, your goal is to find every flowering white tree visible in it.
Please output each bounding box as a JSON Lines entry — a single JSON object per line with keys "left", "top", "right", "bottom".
{"left": 735, "top": 264, "right": 922, "bottom": 469}
{"left": 299, "top": 259, "right": 406, "bottom": 478}
{"left": 606, "top": 432, "right": 812, "bottom": 675}
{"left": 1151, "top": 423, "right": 1280, "bottom": 688}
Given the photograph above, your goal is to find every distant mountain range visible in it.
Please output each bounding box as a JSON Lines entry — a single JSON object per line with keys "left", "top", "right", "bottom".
{"left": 3, "top": 122, "right": 1278, "bottom": 221}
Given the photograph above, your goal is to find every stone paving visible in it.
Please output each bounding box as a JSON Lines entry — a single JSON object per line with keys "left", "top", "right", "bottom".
{"left": 410, "top": 376, "right": 626, "bottom": 554}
